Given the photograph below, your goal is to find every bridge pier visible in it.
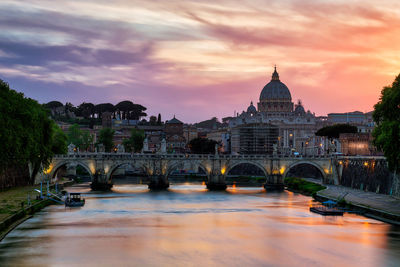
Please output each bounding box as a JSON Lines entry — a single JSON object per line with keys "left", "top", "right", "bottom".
{"left": 206, "top": 175, "right": 227, "bottom": 190}
{"left": 148, "top": 175, "right": 169, "bottom": 190}
{"left": 91, "top": 169, "right": 113, "bottom": 191}
{"left": 264, "top": 174, "right": 284, "bottom": 191}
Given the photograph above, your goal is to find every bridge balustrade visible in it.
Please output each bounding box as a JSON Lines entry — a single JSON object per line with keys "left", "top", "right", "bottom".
{"left": 53, "top": 152, "right": 385, "bottom": 162}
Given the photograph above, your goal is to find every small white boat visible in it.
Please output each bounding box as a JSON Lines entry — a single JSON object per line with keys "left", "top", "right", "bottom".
{"left": 65, "top": 193, "right": 85, "bottom": 207}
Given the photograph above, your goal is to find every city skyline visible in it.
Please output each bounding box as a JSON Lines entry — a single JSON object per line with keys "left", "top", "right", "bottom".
{"left": 1, "top": 0, "right": 399, "bottom": 122}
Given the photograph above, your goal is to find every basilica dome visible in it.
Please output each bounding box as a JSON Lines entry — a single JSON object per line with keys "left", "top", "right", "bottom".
{"left": 259, "top": 67, "right": 291, "bottom": 101}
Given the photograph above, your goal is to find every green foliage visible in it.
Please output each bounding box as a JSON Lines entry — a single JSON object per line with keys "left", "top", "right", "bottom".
{"left": 98, "top": 128, "right": 115, "bottom": 152}
{"left": 315, "top": 124, "right": 358, "bottom": 139}
{"left": 149, "top": 116, "right": 157, "bottom": 125}
{"left": 123, "top": 129, "right": 145, "bottom": 152}
{"left": 76, "top": 102, "right": 95, "bottom": 119}
{"left": 115, "top": 100, "right": 147, "bottom": 120}
{"left": 80, "top": 131, "right": 94, "bottom": 151}
{"left": 373, "top": 74, "right": 400, "bottom": 172}
{"left": 0, "top": 80, "right": 58, "bottom": 183}
{"left": 67, "top": 124, "right": 83, "bottom": 146}
{"left": 51, "top": 123, "right": 68, "bottom": 154}
{"left": 284, "top": 177, "right": 326, "bottom": 195}
{"left": 189, "top": 137, "right": 218, "bottom": 154}
{"left": 55, "top": 116, "right": 101, "bottom": 127}
{"left": 67, "top": 124, "right": 93, "bottom": 151}
{"left": 44, "top": 101, "right": 63, "bottom": 109}
{"left": 94, "top": 103, "right": 114, "bottom": 119}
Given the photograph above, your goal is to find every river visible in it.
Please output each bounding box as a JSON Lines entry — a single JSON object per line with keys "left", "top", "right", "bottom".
{"left": 0, "top": 182, "right": 399, "bottom": 266}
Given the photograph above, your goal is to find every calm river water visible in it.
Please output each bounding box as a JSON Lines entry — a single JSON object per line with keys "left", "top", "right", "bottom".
{"left": 0, "top": 182, "right": 399, "bottom": 267}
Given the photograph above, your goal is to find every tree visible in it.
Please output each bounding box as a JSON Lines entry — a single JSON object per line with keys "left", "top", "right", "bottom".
{"left": 94, "top": 103, "right": 114, "bottom": 119}
{"left": 67, "top": 124, "right": 83, "bottom": 147}
{"left": 115, "top": 101, "right": 147, "bottom": 120}
{"left": 66, "top": 124, "right": 94, "bottom": 151}
{"left": 149, "top": 116, "right": 157, "bottom": 125}
{"left": 44, "top": 101, "right": 63, "bottom": 109}
{"left": 157, "top": 113, "right": 162, "bottom": 125}
{"left": 77, "top": 102, "right": 95, "bottom": 119}
{"left": 0, "top": 80, "right": 58, "bottom": 184}
{"left": 115, "top": 100, "right": 135, "bottom": 120}
{"left": 373, "top": 74, "right": 400, "bottom": 172}
{"left": 189, "top": 137, "right": 218, "bottom": 154}
{"left": 51, "top": 123, "right": 68, "bottom": 154}
{"left": 65, "top": 102, "right": 76, "bottom": 113}
{"left": 131, "top": 104, "right": 147, "bottom": 120}
{"left": 123, "top": 129, "right": 145, "bottom": 152}
{"left": 98, "top": 128, "right": 115, "bottom": 152}
{"left": 315, "top": 124, "right": 357, "bottom": 139}
{"left": 81, "top": 130, "right": 94, "bottom": 151}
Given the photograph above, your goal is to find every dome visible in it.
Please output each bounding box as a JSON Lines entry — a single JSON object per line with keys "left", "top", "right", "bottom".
{"left": 247, "top": 101, "right": 257, "bottom": 113}
{"left": 294, "top": 104, "right": 305, "bottom": 115}
{"left": 259, "top": 67, "right": 291, "bottom": 101}
{"left": 294, "top": 100, "right": 305, "bottom": 115}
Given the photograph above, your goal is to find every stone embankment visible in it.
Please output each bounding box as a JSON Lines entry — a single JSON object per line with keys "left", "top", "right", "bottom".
{"left": 0, "top": 180, "right": 74, "bottom": 241}
{"left": 317, "top": 185, "right": 400, "bottom": 225}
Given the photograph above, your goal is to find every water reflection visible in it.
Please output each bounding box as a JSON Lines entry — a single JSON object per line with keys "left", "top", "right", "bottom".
{"left": 0, "top": 183, "right": 399, "bottom": 266}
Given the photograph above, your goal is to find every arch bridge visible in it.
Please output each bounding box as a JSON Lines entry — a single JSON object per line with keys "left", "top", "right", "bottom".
{"left": 42, "top": 153, "right": 377, "bottom": 190}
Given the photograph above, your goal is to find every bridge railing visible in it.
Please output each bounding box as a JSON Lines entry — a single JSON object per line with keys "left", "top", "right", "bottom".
{"left": 52, "top": 152, "right": 347, "bottom": 160}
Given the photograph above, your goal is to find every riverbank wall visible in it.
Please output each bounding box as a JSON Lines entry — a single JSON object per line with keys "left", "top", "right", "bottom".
{"left": 0, "top": 199, "right": 53, "bottom": 241}
{"left": 338, "top": 158, "right": 400, "bottom": 197}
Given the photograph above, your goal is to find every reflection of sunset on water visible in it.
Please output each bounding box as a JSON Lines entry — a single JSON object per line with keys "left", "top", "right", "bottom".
{"left": 0, "top": 183, "right": 398, "bottom": 266}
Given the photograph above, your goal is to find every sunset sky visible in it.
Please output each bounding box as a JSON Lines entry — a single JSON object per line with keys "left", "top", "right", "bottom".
{"left": 1, "top": 0, "right": 399, "bottom": 122}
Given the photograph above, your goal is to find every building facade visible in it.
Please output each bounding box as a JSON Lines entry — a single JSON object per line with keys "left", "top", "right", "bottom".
{"left": 228, "top": 67, "right": 324, "bottom": 155}
{"left": 165, "top": 116, "right": 186, "bottom": 153}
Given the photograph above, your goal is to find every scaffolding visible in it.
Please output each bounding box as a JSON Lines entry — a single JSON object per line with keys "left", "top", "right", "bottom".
{"left": 231, "top": 123, "right": 279, "bottom": 154}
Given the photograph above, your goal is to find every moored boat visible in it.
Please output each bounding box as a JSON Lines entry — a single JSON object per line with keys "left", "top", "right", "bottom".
{"left": 65, "top": 193, "right": 85, "bottom": 207}
{"left": 310, "top": 205, "right": 344, "bottom": 216}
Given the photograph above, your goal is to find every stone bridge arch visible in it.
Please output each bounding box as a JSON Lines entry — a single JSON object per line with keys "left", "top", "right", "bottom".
{"left": 226, "top": 161, "right": 268, "bottom": 178}
{"left": 106, "top": 161, "right": 149, "bottom": 181}
{"left": 50, "top": 159, "right": 94, "bottom": 180}
{"left": 283, "top": 160, "right": 326, "bottom": 179}
{"left": 166, "top": 160, "right": 210, "bottom": 179}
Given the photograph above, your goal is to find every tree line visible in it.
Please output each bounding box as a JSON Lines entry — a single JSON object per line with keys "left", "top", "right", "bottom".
{"left": 67, "top": 124, "right": 145, "bottom": 153}
{"left": 45, "top": 100, "right": 148, "bottom": 120}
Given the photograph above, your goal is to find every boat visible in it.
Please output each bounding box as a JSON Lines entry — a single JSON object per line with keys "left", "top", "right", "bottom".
{"left": 310, "top": 205, "right": 344, "bottom": 216}
{"left": 65, "top": 193, "right": 85, "bottom": 207}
